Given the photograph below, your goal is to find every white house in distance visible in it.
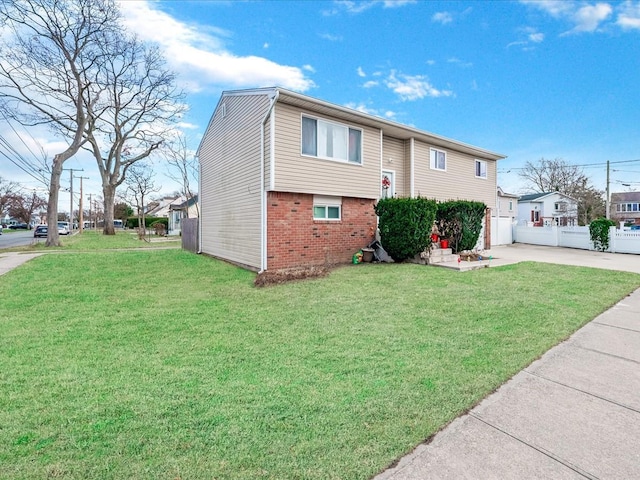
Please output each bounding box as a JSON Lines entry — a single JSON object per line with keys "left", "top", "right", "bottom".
{"left": 517, "top": 192, "right": 578, "bottom": 226}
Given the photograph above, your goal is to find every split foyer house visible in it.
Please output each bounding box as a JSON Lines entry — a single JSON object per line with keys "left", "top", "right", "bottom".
{"left": 197, "top": 87, "right": 506, "bottom": 271}
{"left": 517, "top": 192, "right": 578, "bottom": 227}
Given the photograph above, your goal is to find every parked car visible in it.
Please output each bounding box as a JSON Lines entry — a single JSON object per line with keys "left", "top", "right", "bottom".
{"left": 57, "top": 222, "right": 70, "bottom": 235}
{"left": 9, "top": 223, "right": 29, "bottom": 230}
{"left": 33, "top": 225, "right": 48, "bottom": 238}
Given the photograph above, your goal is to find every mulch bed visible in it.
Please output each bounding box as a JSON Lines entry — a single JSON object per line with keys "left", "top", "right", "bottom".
{"left": 254, "top": 265, "right": 330, "bottom": 287}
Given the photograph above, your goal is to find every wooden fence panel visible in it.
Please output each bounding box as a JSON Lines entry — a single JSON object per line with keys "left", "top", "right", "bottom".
{"left": 181, "top": 218, "right": 199, "bottom": 253}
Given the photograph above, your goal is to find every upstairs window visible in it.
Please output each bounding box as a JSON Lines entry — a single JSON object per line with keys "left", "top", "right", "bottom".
{"left": 475, "top": 160, "right": 487, "bottom": 178}
{"left": 430, "top": 148, "right": 446, "bottom": 171}
{"left": 302, "top": 116, "right": 362, "bottom": 164}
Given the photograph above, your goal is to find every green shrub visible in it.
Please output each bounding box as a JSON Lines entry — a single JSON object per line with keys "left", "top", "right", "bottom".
{"left": 436, "top": 201, "right": 486, "bottom": 253}
{"left": 589, "top": 217, "right": 615, "bottom": 251}
{"left": 374, "top": 197, "right": 437, "bottom": 262}
{"left": 126, "top": 216, "right": 168, "bottom": 229}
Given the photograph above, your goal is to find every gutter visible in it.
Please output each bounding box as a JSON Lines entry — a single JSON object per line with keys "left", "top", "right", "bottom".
{"left": 259, "top": 90, "right": 279, "bottom": 273}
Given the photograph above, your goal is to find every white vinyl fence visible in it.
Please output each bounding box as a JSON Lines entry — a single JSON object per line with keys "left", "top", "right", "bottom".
{"left": 513, "top": 225, "right": 640, "bottom": 254}
{"left": 491, "top": 217, "right": 514, "bottom": 246}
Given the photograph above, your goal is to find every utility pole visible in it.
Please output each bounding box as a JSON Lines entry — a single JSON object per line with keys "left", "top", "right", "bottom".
{"left": 606, "top": 160, "right": 610, "bottom": 219}
{"left": 63, "top": 168, "right": 83, "bottom": 225}
{"left": 87, "top": 193, "right": 93, "bottom": 231}
{"left": 75, "top": 176, "right": 89, "bottom": 233}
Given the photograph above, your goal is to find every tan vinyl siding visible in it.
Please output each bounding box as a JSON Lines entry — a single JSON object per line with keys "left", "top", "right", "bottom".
{"left": 199, "top": 93, "right": 269, "bottom": 269}
{"left": 413, "top": 140, "right": 497, "bottom": 208}
{"left": 272, "top": 102, "right": 381, "bottom": 199}
{"left": 382, "top": 136, "right": 405, "bottom": 197}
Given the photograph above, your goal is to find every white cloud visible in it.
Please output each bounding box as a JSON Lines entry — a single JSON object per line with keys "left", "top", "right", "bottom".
{"left": 567, "top": 3, "right": 613, "bottom": 33}
{"left": 507, "top": 27, "right": 544, "bottom": 49}
{"left": 117, "top": 1, "right": 314, "bottom": 93}
{"left": 303, "top": 65, "right": 316, "bottom": 73}
{"left": 327, "top": 0, "right": 416, "bottom": 15}
{"left": 263, "top": 42, "right": 269, "bottom": 49}
{"left": 447, "top": 57, "right": 473, "bottom": 68}
{"left": 521, "top": 0, "right": 616, "bottom": 35}
{"left": 529, "top": 32, "right": 545, "bottom": 42}
{"left": 343, "top": 102, "right": 397, "bottom": 120}
{"left": 432, "top": 11, "right": 453, "bottom": 24}
{"left": 385, "top": 71, "right": 453, "bottom": 101}
{"left": 363, "top": 80, "right": 379, "bottom": 88}
{"left": 383, "top": 0, "right": 417, "bottom": 8}
{"left": 617, "top": 1, "right": 640, "bottom": 30}
{"left": 426, "top": 59, "right": 436, "bottom": 66}
{"left": 357, "top": 66, "right": 367, "bottom": 77}
{"left": 320, "top": 33, "right": 343, "bottom": 41}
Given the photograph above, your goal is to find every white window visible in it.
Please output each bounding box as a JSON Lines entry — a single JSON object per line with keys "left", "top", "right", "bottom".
{"left": 313, "top": 195, "right": 342, "bottom": 220}
{"left": 430, "top": 148, "right": 446, "bottom": 171}
{"left": 302, "top": 116, "right": 362, "bottom": 164}
{"left": 475, "top": 160, "right": 487, "bottom": 178}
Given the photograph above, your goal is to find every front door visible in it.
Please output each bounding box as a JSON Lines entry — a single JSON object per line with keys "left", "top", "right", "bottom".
{"left": 381, "top": 170, "right": 395, "bottom": 199}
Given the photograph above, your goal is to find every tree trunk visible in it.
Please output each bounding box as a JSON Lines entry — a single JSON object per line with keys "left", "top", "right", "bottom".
{"left": 102, "top": 184, "right": 116, "bottom": 235}
{"left": 45, "top": 158, "right": 63, "bottom": 247}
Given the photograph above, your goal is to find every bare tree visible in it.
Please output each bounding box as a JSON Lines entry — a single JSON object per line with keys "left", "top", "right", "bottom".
{"left": 519, "top": 158, "right": 589, "bottom": 198}
{"left": 85, "top": 35, "right": 185, "bottom": 235}
{"left": 519, "top": 157, "right": 604, "bottom": 225}
{"left": 0, "top": 176, "right": 21, "bottom": 218}
{"left": 165, "top": 132, "right": 199, "bottom": 218}
{"left": 7, "top": 190, "right": 46, "bottom": 224}
{"left": 124, "top": 162, "right": 160, "bottom": 241}
{"left": 0, "top": 0, "right": 120, "bottom": 246}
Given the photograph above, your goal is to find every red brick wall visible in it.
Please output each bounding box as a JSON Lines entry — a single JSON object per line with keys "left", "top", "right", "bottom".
{"left": 266, "top": 192, "right": 376, "bottom": 270}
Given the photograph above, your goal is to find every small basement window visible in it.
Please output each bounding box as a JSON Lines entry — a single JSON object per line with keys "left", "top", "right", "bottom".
{"left": 313, "top": 195, "right": 342, "bottom": 220}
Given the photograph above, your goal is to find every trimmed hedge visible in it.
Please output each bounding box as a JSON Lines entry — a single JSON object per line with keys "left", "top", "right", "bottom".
{"left": 436, "top": 200, "right": 486, "bottom": 253}
{"left": 374, "top": 197, "right": 437, "bottom": 262}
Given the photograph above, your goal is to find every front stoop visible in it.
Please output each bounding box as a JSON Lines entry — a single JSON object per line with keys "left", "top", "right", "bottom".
{"left": 427, "top": 246, "right": 457, "bottom": 264}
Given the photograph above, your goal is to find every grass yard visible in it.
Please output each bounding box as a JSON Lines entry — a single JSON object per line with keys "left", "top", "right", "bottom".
{"left": 1, "top": 250, "right": 639, "bottom": 479}
{"left": 8, "top": 230, "right": 180, "bottom": 253}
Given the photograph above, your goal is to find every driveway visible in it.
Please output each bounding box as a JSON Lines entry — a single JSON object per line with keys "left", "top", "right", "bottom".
{"left": 488, "top": 243, "right": 640, "bottom": 274}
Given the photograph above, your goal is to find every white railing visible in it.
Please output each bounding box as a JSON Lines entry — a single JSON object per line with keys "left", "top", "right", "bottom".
{"left": 513, "top": 225, "right": 640, "bottom": 254}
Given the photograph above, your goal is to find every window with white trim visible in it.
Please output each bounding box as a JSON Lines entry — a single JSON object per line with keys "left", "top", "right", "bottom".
{"left": 313, "top": 195, "right": 342, "bottom": 220}
{"left": 475, "top": 160, "right": 487, "bottom": 178}
{"left": 430, "top": 148, "right": 446, "bottom": 171}
{"left": 302, "top": 116, "right": 362, "bottom": 164}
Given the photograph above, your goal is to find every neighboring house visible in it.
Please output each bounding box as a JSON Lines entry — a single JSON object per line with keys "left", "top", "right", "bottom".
{"left": 611, "top": 191, "right": 640, "bottom": 225}
{"left": 517, "top": 192, "right": 578, "bottom": 227}
{"left": 145, "top": 195, "right": 181, "bottom": 218}
{"left": 168, "top": 195, "right": 199, "bottom": 234}
{"left": 491, "top": 187, "right": 519, "bottom": 246}
{"left": 494, "top": 186, "right": 519, "bottom": 220}
{"left": 197, "top": 87, "right": 505, "bottom": 271}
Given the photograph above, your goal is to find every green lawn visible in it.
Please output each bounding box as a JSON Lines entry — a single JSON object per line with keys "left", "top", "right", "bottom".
{"left": 1, "top": 250, "right": 638, "bottom": 479}
{"left": 5, "top": 230, "right": 180, "bottom": 252}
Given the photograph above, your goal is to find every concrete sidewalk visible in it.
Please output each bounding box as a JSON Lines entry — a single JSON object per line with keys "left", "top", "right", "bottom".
{"left": 0, "top": 252, "right": 43, "bottom": 276}
{"left": 375, "top": 245, "right": 640, "bottom": 479}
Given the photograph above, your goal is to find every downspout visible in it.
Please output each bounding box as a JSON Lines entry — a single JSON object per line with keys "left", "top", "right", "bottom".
{"left": 197, "top": 155, "right": 202, "bottom": 253}
{"left": 259, "top": 90, "right": 279, "bottom": 273}
{"left": 410, "top": 138, "right": 415, "bottom": 197}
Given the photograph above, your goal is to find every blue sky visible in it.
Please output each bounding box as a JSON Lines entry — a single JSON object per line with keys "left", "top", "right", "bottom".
{"left": 3, "top": 0, "right": 640, "bottom": 211}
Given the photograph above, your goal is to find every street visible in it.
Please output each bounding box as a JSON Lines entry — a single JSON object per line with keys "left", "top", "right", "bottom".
{"left": 0, "top": 230, "right": 39, "bottom": 249}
